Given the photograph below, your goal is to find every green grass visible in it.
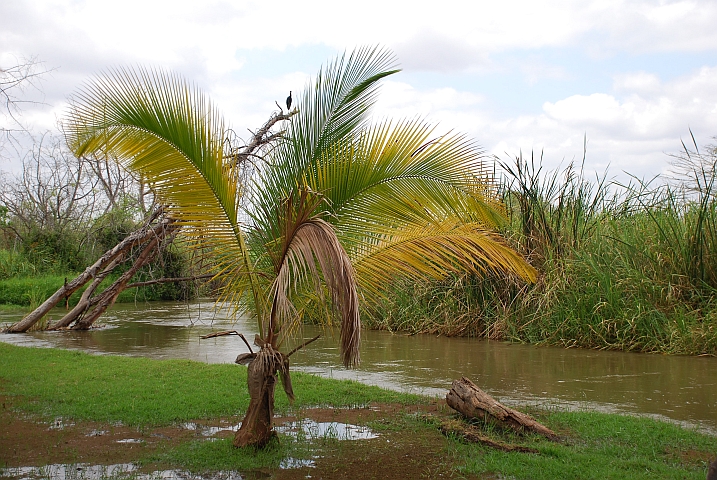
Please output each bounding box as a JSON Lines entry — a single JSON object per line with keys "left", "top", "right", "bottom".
{"left": 0, "top": 343, "right": 422, "bottom": 426}
{"left": 0, "top": 344, "right": 715, "bottom": 478}
{"left": 0, "top": 275, "right": 73, "bottom": 307}
{"left": 452, "top": 411, "right": 717, "bottom": 479}
{"left": 0, "top": 272, "right": 193, "bottom": 308}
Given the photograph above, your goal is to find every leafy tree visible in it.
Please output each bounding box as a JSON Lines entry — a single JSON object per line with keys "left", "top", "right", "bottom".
{"left": 65, "top": 47, "right": 536, "bottom": 448}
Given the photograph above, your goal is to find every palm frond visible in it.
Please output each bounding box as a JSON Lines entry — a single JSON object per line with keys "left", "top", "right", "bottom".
{"left": 255, "top": 46, "right": 399, "bottom": 211}
{"left": 65, "top": 67, "right": 264, "bottom": 320}
{"left": 301, "top": 119, "right": 505, "bottom": 232}
{"left": 270, "top": 188, "right": 360, "bottom": 367}
{"left": 296, "top": 118, "right": 535, "bottom": 285}
{"left": 354, "top": 221, "right": 538, "bottom": 299}
{"left": 67, "top": 67, "right": 240, "bottom": 237}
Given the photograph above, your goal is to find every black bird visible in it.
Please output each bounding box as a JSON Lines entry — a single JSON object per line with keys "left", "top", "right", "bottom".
{"left": 286, "top": 91, "right": 292, "bottom": 111}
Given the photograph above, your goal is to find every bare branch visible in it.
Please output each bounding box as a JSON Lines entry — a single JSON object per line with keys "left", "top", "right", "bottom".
{"left": 287, "top": 334, "right": 321, "bottom": 357}
{"left": 126, "top": 273, "right": 214, "bottom": 289}
{"left": 0, "top": 55, "right": 52, "bottom": 135}
{"left": 200, "top": 330, "right": 255, "bottom": 354}
{"left": 227, "top": 109, "right": 297, "bottom": 167}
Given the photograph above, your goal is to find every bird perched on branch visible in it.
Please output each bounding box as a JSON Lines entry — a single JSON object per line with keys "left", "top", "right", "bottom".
{"left": 286, "top": 91, "right": 292, "bottom": 111}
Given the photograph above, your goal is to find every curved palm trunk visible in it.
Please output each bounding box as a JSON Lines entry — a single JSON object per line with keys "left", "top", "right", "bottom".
{"left": 234, "top": 346, "right": 293, "bottom": 448}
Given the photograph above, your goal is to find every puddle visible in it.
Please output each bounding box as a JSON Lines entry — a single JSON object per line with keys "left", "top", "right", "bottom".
{"left": 0, "top": 463, "right": 136, "bottom": 479}
{"left": 48, "top": 417, "right": 74, "bottom": 430}
{"left": 0, "top": 464, "right": 258, "bottom": 479}
{"left": 276, "top": 420, "right": 378, "bottom": 440}
{"left": 180, "top": 422, "right": 238, "bottom": 436}
{"left": 116, "top": 438, "right": 143, "bottom": 444}
{"left": 279, "top": 458, "right": 315, "bottom": 469}
{"left": 85, "top": 430, "right": 108, "bottom": 437}
{"left": 200, "top": 425, "right": 238, "bottom": 436}
{"left": 182, "top": 419, "right": 376, "bottom": 441}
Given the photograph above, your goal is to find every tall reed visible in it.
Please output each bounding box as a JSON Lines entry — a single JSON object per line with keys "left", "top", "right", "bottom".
{"left": 365, "top": 147, "right": 717, "bottom": 355}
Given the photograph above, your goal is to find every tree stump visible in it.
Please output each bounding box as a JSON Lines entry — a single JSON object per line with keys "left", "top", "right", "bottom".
{"left": 446, "top": 377, "right": 558, "bottom": 441}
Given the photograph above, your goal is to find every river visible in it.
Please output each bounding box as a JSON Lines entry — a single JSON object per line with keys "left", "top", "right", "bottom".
{"left": 1, "top": 301, "right": 715, "bottom": 434}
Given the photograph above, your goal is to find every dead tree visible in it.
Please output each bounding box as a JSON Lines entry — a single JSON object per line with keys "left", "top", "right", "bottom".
{"left": 51, "top": 216, "right": 180, "bottom": 330}
{"left": 5, "top": 208, "right": 174, "bottom": 332}
{"left": 5, "top": 107, "right": 297, "bottom": 333}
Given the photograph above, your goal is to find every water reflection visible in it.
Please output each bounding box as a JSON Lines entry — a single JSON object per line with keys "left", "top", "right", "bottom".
{"left": 1, "top": 301, "right": 715, "bottom": 433}
{"left": 276, "top": 419, "right": 378, "bottom": 440}
{"left": 0, "top": 464, "right": 259, "bottom": 479}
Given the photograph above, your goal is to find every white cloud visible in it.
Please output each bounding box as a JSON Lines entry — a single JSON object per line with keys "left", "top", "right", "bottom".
{"left": 2, "top": 0, "right": 717, "bottom": 178}
{"left": 371, "top": 66, "right": 717, "bottom": 180}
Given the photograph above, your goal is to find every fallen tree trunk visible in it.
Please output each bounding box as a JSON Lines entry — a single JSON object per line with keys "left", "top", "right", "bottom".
{"left": 446, "top": 377, "right": 558, "bottom": 441}
{"left": 48, "top": 257, "right": 122, "bottom": 330}
{"left": 71, "top": 220, "right": 178, "bottom": 330}
{"left": 5, "top": 208, "right": 169, "bottom": 333}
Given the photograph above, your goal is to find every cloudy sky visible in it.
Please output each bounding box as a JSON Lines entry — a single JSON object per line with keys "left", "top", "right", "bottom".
{"left": 2, "top": 0, "right": 717, "bottom": 180}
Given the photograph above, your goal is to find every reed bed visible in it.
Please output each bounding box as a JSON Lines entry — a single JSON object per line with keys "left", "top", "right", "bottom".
{"left": 365, "top": 144, "right": 717, "bottom": 355}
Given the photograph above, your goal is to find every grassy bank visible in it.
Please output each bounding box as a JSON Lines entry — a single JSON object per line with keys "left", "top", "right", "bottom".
{"left": 0, "top": 272, "right": 194, "bottom": 308}
{"left": 366, "top": 156, "right": 717, "bottom": 356}
{"left": 0, "top": 343, "right": 715, "bottom": 479}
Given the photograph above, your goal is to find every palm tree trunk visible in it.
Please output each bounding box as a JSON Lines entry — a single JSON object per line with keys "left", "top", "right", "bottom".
{"left": 233, "top": 350, "right": 279, "bottom": 448}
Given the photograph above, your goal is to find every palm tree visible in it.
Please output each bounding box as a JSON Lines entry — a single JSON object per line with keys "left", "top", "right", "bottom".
{"left": 65, "top": 47, "right": 536, "bottom": 449}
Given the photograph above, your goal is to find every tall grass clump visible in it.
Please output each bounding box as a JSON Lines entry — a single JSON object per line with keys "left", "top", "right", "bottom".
{"left": 366, "top": 141, "right": 717, "bottom": 355}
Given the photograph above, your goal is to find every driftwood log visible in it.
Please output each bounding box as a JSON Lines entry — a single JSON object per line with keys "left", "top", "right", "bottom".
{"left": 446, "top": 377, "right": 558, "bottom": 441}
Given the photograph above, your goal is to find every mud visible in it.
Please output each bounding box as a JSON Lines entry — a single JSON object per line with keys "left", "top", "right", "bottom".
{"left": 0, "top": 397, "right": 479, "bottom": 479}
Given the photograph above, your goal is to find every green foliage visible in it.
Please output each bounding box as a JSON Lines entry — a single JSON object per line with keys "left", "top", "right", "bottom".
{"left": 88, "top": 202, "right": 142, "bottom": 254}
{"left": 0, "top": 254, "right": 193, "bottom": 306}
{"left": 367, "top": 154, "right": 717, "bottom": 355}
{"left": 0, "top": 249, "right": 36, "bottom": 279}
{"left": 0, "top": 274, "right": 72, "bottom": 306}
{"left": 21, "top": 228, "right": 85, "bottom": 272}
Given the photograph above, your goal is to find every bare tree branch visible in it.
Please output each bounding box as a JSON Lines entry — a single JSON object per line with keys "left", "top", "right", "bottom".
{"left": 0, "top": 55, "right": 52, "bottom": 136}
{"left": 227, "top": 109, "right": 297, "bottom": 167}
{"left": 126, "top": 273, "right": 214, "bottom": 288}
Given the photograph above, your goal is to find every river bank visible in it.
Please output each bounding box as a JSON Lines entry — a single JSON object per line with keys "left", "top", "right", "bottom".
{"left": 0, "top": 343, "right": 715, "bottom": 479}
{"left": 2, "top": 300, "right": 716, "bottom": 435}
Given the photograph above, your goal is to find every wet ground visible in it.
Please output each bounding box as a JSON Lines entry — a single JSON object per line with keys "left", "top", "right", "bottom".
{"left": 0, "top": 396, "right": 480, "bottom": 480}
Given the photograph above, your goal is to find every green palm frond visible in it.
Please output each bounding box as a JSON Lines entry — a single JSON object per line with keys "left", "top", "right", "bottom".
{"left": 67, "top": 67, "right": 239, "bottom": 237}
{"left": 256, "top": 46, "right": 399, "bottom": 211}
{"left": 354, "top": 221, "right": 538, "bottom": 298}
{"left": 310, "top": 119, "right": 506, "bottom": 234}
{"left": 272, "top": 117, "right": 536, "bottom": 292}
{"left": 65, "top": 67, "right": 264, "bottom": 321}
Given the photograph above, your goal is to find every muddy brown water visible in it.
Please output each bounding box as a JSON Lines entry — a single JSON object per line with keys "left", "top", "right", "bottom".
{"left": 1, "top": 301, "right": 715, "bottom": 435}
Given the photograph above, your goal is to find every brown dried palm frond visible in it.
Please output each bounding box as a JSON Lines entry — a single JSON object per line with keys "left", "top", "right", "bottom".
{"left": 269, "top": 187, "right": 360, "bottom": 367}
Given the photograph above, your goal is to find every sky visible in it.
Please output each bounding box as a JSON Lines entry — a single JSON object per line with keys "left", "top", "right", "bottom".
{"left": 2, "top": 0, "right": 717, "bottom": 181}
